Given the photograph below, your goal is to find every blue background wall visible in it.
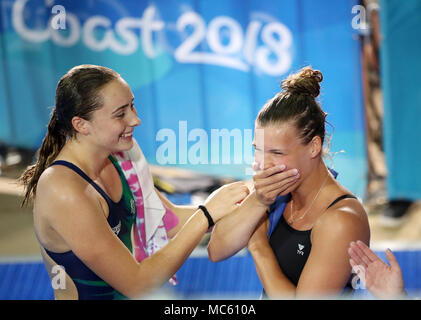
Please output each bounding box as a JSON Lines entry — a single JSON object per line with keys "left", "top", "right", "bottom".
{"left": 0, "top": 0, "right": 366, "bottom": 196}
{"left": 2, "top": 0, "right": 421, "bottom": 301}
{"left": 379, "top": 0, "right": 421, "bottom": 200}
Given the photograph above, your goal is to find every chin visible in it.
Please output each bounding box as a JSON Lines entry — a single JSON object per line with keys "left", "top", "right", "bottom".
{"left": 289, "top": 181, "right": 301, "bottom": 193}
{"left": 113, "top": 138, "right": 134, "bottom": 153}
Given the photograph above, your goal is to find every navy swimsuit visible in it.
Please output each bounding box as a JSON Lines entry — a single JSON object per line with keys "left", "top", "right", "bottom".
{"left": 43, "top": 156, "right": 136, "bottom": 300}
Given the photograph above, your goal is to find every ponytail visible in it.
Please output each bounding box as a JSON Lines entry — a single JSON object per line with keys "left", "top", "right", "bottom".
{"left": 19, "top": 64, "right": 121, "bottom": 207}
{"left": 19, "top": 109, "right": 66, "bottom": 207}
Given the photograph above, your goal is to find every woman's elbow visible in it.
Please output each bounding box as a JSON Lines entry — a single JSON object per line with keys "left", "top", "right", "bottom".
{"left": 207, "top": 241, "right": 220, "bottom": 262}
{"left": 207, "top": 239, "right": 229, "bottom": 262}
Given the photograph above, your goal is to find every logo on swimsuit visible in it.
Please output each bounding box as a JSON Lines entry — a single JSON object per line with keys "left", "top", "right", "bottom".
{"left": 297, "top": 244, "right": 305, "bottom": 256}
{"left": 112, "top": 221, "right": 121, "bottom": 235}
{"left": 130, "top": 199, "right": 136, "bottom": 214}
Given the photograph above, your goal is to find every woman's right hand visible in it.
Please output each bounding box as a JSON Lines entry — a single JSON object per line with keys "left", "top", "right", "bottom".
{"left": 203, "top": 181, "right": 250, "bottom": 222}
{"left": 253, "top": 164, "right": 300, "bottom": 206}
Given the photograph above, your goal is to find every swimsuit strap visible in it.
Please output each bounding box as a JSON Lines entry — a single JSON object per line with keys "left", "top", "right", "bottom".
{"left": 50, "top": 160, "right": 112, "bottom": 204}
{"left": 327, "top": 194, "right": 357, "bottom": 209}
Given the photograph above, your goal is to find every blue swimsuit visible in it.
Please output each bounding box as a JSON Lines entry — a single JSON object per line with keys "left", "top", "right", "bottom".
{"left": 43, "top": 156, "right": 136, "bottom": 300}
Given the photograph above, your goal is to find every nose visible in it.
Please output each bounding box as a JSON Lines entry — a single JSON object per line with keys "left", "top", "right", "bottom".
{"left": 129, "top": 105, "right": 141, "bottom": 127}
{"left": 254, "top": 153, "right": 264, "bottom": 171}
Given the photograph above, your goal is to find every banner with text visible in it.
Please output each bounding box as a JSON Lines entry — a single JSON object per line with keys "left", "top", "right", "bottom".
{"left": 0, "top": 0, "right": 366, "bottom": 195}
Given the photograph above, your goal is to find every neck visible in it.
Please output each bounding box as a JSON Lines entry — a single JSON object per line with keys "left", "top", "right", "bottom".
{"left": 291, "top": 160, "right": 330, "bottom": 210}
{"left": 58, "top": 137, "right": 111, "bottom": 179}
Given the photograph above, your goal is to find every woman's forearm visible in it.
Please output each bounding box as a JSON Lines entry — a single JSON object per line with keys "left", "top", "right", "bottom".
{"left": 207, "top": 191, "right": 268, "bottom": 261}
{"left": 155, "top": 189, "right": 197, "bottom": 237}
{"left": 249, "top": 244, "right": 296, "bottom": 299}
{"left": 166, "top": 205, "right": 197, "bottom": 237}
{"left": 130, "top": 209, "right": 209, "bottom": 298}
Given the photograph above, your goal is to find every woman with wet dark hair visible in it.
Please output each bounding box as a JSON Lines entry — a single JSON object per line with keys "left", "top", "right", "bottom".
{"left": 20, "top": 64, "right": 249, "bottom": 299}
{"left": 208, "top": 66, "right": 371, "bottom": 299}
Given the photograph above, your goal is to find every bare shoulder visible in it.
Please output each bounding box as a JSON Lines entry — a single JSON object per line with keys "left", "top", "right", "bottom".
{"left": 35, "top": 165, "right": 101, "bottom": 220}
{"left": 324, "top": 196, "right": 367, "bottom": 224}
{"left": 312, "top": 195, "right": 370, "bottom": 244}
{"left": 38, "top": 165, "right": 83, "bottom": 198}
{"left": 34, "top": 164, "right": 106, "bottom": 252}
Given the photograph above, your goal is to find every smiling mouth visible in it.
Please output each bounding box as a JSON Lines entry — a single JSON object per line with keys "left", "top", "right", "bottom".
{"left": 120, "top": 132, "right": 133, "bottom": 138}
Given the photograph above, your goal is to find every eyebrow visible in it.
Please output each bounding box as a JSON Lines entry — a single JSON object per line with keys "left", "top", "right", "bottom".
{"left": 268, "top": 149, "right": 285, "bottom": 153}
{"left": 112, "top": 97, "right": 134, "bottom": 115}
{"left": 252, "top": 143, "right": 285, "bottom": 153}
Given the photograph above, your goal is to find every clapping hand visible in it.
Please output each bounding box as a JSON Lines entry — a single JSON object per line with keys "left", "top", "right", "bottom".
{"left": 348, "top": 241, "right": 405, "bottom": 299}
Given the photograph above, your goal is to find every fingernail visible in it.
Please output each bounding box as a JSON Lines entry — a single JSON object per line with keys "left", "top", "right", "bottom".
{"left": 279, "top": 164, "right": 286, "bottom": 170}
{"left": 292, "top": 169, "right": 298, "bottom": 175}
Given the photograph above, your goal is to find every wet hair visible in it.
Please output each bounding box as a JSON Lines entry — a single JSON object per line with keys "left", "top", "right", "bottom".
{"left": 257, "top": 66, "right": 328, "bottom": 146}
{"left": 19, "top": 64, "right": 120, "bottom": 206}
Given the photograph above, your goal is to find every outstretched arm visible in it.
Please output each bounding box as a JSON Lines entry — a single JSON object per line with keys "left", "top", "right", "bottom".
{"left": 207, "top": 190, "right": 268, "bottom": 262}
{"left": 207, "top": 165, "right": 300, "bottom": 262}
{"left": 39, "top": 171, "right": 249, "bottom": 299}
{"left": 155, "top": 188, "right": 197, "bottom": 238}
{"left": 348, "top": 240, "right": 405, "bottom": 299}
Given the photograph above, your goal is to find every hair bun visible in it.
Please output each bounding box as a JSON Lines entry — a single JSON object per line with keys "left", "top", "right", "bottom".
{"left": 281, "top": 66, "right": 323, "bottom": 98}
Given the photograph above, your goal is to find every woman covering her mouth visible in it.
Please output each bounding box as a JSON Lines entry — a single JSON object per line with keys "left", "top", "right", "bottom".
{"left": 207, "top": 66, "right": 371, "bottom": 299}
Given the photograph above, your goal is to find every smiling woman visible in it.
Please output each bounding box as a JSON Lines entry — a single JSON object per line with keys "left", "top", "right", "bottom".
{"left": 18, "top": 64, "right": 250, "bottom": 299}
{"left": 83, "top": 77, "right": 139, "bottom": 150}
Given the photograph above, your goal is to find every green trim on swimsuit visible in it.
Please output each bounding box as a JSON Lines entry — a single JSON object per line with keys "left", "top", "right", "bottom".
{"left": 108, "top": 155, "right": 136, "bottom": 253}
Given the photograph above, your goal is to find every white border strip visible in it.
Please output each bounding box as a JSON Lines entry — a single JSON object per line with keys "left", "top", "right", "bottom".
{"left": 0, "top": 247, "right": 246, "bottom": 263}
{"left": 1, "top": 242, "right": 421, "bottom": 264}
{"left": 370, "top": 241, "right": 421, "bottom": 252}
{"left": 0, "top": 254, "right": 42, "bottom": 264}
